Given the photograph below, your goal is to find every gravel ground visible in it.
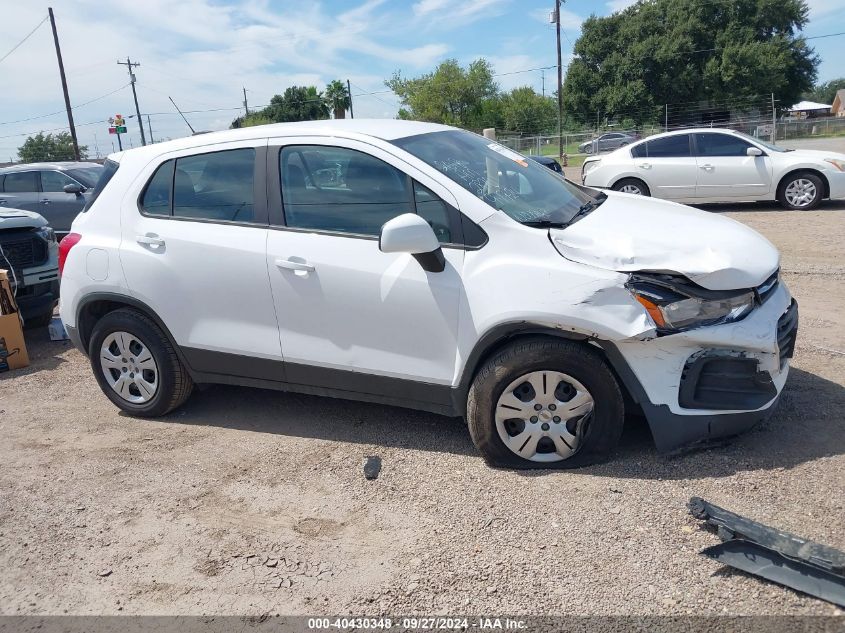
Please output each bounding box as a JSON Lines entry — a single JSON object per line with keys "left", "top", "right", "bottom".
{"left": 1, "top": 201, "right": 844, "bottom": 618}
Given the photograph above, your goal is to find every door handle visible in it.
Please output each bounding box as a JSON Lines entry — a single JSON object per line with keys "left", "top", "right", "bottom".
{"left": 40, "top": 198, "right": 50, "bottom": 204}
{"left": 275, "top": 258, "right": 315, "bottom": 272}
{"left": 700, "top": 164, "right": 714, "bottom": 171}
{"left": 638, "top": 162, "right": 651, "bottom": 169}
{"left": 136, "top": 234, "right": 165, "bottom": 248}
{"left": 0, "top": 199, "right": 7, "bottom": 205}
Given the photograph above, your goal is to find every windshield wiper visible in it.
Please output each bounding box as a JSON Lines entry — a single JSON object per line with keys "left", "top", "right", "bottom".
{"left": 522, "top": 219, "right": 568, "bottom": 229}
{"left": 576, "top": 192, "right": 607, "bottom": 216}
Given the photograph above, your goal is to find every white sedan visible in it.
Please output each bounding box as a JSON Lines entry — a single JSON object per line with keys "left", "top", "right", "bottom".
{"left": 581, "top": 128, "right": 845, "bottom": 209}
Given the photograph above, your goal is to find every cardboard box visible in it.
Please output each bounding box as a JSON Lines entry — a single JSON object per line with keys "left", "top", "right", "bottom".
{"left": 0, "top": 269, "right": 29, "bottom": 372}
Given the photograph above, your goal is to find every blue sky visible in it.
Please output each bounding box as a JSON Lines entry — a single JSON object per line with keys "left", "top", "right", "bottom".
{"left": 1, "top": 0, "right": 843, "bottom": 160}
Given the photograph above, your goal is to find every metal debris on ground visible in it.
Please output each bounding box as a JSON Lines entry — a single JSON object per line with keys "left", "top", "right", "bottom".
{"left": 363, "top": 456, "right": 381, "bottom": 480}
{"left": 688, "top": 496, "right": 845, "bottom": 607}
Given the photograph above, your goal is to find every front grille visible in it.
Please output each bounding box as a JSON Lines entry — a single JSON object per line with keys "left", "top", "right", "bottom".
{"left": 756, "top": 269, "right": 779, "bottom": 304}
{"left": 0, "top": 231, "right": 48, "bottom": 279}
{"left": 777, "top": 300, "right": 799, "bottom": 366}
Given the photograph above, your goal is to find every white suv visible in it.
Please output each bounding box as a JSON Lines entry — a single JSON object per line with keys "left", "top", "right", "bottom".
{"left": 59, "top": 120, "right": 798, "bottom": 468}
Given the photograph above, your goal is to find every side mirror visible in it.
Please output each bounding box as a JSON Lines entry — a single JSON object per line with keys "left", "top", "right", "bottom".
{"left": 63, "top": 183, "right": 84, "bottom": 195}
{"left": 379, "top": 213, "right": 445, "bottom": 273}
{"left": 746, "top": 147, "right": 763, "bottom": 157}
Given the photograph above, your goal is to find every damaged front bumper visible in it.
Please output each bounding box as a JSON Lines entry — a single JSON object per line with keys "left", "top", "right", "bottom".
{"left": 600, "top": 281, "right": 797, "bottom": 452}
{"left": 689, "top": 497, "right": 845, "bottom": 607}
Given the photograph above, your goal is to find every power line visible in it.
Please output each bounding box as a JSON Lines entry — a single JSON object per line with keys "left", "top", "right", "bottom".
{"left": 0, "top": 15, "right": 47, "bottom": 65}
{"left": 0, "top": 84, "right": 130, "bottom": 127}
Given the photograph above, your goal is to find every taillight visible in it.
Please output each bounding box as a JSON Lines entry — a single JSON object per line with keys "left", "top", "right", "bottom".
{"left": 58, "top": 232, "right": 82, "bottom": 275}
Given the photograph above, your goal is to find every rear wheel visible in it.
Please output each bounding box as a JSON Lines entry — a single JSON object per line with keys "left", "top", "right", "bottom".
{"left": 89, "top": 308, "right": 193, "bottom": 417}
{"left": 467, "top": 338, "right": 624, "bottom": 469}
{"left": 611, "top": 178, "right": 650, "bottom": 196}
{"left": 778, "top": 172, "right": 823, "bottom": 210}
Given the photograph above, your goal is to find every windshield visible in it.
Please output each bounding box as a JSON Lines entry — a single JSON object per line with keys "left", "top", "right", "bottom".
{"left": 393, "top": 130, "right": 596, "bottom": 226}
{"left": 734, "top": 131, "right": 789, "bottom": 153}
{"left": 67, "top": 166, "right": 104, "bottom": 187}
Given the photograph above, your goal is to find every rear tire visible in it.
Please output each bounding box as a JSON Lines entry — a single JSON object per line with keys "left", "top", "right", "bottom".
{"left": 89, "top": 308, "right": 193, "bottom": 417}
{"left": 611, "top": 178, "right": 650, "bottom": 196}
{"left": 466, "top": 338, "right": 624, "bottom": 469}
{"left": 777, "top": 172, "right": 823, "bottom": 210}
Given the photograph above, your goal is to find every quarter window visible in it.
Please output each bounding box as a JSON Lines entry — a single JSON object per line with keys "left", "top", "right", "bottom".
{"left": 140, "top": 159, "right": 174, "bottom": 216}
{"left": 3, "top": 171, "right": 38, "bottom": 192}
{"left": 632, "top": 135, "right": 691, "bottom": 158}
{"left": 414, "top": 182, "right": 452, "bottom": 243}
{"left": 40, "top": 170, "right": 78, "bottom": 192}
{"left": 695, "top": 133, "right": 754, "bottom": 157}
{"left": 280, "top": 145, "right": 412, "bottom": 236}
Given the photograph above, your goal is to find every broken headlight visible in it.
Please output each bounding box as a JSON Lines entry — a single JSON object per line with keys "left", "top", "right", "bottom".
{"left": 627, "top": 275, "right": 755, "bottom": 333}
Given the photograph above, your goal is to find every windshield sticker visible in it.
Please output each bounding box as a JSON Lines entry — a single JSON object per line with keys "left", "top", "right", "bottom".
{"left": 487, "top": 143, "right": 528, "bottom": 167}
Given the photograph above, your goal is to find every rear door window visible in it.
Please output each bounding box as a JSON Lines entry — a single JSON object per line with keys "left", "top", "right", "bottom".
{"left": 635, "top": 135, "right": 692, "bottom": 158}
{"left": 3, "top": 171, "right": 39, "bottom": 192}
{"left": 173, "top": 149, "right": 255, "bottom": 222}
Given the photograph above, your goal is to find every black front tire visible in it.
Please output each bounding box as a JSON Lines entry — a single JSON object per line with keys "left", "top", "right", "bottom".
{"left": 611, "top": 178, "right": 651, "bottom": 196}
{"left": 777, "top": 172, "right": 823, "bottom": 210}
{"left": 466, "top": 338, "right": 625, "bottom": 469}
{"left": 88, "top": 308, "right": 193, "bottom": 417}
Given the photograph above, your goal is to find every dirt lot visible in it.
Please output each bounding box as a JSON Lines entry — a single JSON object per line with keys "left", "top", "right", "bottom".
{"left": 1, "top": 200, "right": 844, "bottom": 617}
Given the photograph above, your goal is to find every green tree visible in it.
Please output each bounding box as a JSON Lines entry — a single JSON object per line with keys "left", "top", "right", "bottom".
{"left": 500, "top": 87, "right": 557, "bottom": 135}
{"left": 805, "top": 78, "right": 845, "bottom": 105}
{"left": 325, "top": 79, "right": 351, "bottom": 119}
{"left": 18, "top": 131, "right": 87, "bottom": 162}
{"left": 386, "top": 59, "right": 499, "bottom": 128}
{"left": 563, "top": 0, "right": 819, "bottom": 126}
{"left": 266, "top": 86, "right": 329, "bottom": 123}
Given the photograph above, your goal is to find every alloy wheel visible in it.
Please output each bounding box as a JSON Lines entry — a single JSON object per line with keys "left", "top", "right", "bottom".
{"left": 494, "top": 370, "right": 594, "bottom": 463}
{"left": 619, "top": 184, "right": 643, "bottom": 194}
{"left": 99, "top": 331, "right": 159, "bottom": 404}
{"left": 784, "top": 178, "right": 817, "bottom": 208}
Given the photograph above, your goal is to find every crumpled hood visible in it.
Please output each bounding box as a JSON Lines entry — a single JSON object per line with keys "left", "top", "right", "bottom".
{"left": 550, "top": 192, "right": 779, "bottom": 290}
{"left": 0, "top": 208, "right": 47, "bottom": 230}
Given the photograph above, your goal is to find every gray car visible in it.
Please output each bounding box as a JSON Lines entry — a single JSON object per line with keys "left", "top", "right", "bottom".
{"left": 578, "top": 132, "right": 638, "bottom": 154}
{"left": 0, "top": 162, "right": 103, "bottom": 236}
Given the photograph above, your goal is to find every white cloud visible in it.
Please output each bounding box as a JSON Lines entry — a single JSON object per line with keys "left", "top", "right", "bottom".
{"left": 0, "top": 0, "right": 458, "bottom": 158}
{"left": 606, "top": 0, "right": 638, "bottom": 12}
{"left": 413, "top": 0, "right": 511, "bottom": 27}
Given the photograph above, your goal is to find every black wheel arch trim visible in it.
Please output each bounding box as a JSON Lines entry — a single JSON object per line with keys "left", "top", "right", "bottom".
{"left": 456, "top": 322, "right": 775, "bottom": 452}
{"left": 74, "top": 292, "right": 194, "bottom": 375}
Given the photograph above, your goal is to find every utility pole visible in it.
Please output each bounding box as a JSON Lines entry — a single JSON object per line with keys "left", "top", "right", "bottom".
{"left": 48, "top": 8, "right": 80, "bottom": 160}
{"left": 147, "top": 115, "right": 154, "bottom": 143}
{"left": 553, "top": 0, "right": 563, "bottom": 162}
{"left": 665, "top": 104, "right": 668, "bottom": 132}
{"left": 347, "top": 79, "right": 354, "bottom": 119}
{"left": 169, "top": 96, "right": 196, "bottom": 134}
{"left": 541, "top": 69, "right": 545, "bottom": 97}
{"left": 771, "top": 92, "right": 777, "bottom": 143}
{"left": 117, "top": 57, "right": 146, "bottom": 145}
{"left": 242, "top": 87, "right": 249, "bottom": 116}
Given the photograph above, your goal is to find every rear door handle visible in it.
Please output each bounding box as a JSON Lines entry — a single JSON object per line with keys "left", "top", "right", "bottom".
{"left": 275, "top": 258, "right": 315, "bottom": 272}
{"left": 40, "top": 198, "right": 50, "bottom": 204}
{"left": 638, "top": 162, "right": 651, "bottom": 169}
{"left": 136, "top": 234, "right": 165, "bottom": 247}
{"left": 700, "top": 164, "right": 714, "bottom": 171}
